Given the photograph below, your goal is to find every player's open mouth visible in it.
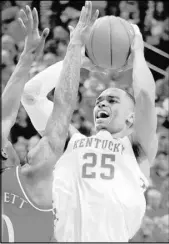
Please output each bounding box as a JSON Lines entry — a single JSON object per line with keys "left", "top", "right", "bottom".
{"left": 95, "top": 110, "right": 110, "bottom": 123}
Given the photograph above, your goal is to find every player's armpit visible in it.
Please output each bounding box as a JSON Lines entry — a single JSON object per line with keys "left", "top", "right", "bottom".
{"left": 132, "top": 141, "right": 150, "bottom": 179}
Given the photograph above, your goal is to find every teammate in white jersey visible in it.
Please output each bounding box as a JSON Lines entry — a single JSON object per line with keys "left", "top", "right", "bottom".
{"left": 21, "top": 3, "right": 158, "bottom": 242}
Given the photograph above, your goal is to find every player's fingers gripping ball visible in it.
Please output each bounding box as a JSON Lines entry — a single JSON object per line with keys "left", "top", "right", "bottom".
{"left": 85, "top": 16, "right": 135, "bottom": 70}
{"left": 130, "top": 23, "right": 144, "bottom": 51}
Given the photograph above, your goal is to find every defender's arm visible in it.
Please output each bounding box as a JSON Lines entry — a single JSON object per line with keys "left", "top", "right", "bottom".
{"left": 2, "top": 54, "right": 33, "bottom": 148}
{"left": 2, "top": 6, "right": 49, "bottom": 169}
{"left": 2, "top": 4, "right": 49, "bottom": 148}
{"left": 21, "top": 61, "right": 63, "bottom": 135}
{"left": 22, "top": 2, "right": 99, "bottom": 207}
{"left": 22, "top": 32, "right": 83, "bottom": 210}
{"left": 21, "top": 60, "right": 79, "bottom": 137}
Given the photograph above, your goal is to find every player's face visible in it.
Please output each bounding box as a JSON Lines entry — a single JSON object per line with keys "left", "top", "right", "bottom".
{"left": 93, "top": 88, "right": 134, "bottom": 134}
{"left": 1, "top": 149, "right": 14, "bottom": 173}
{"left": 1, "top": 158, "right": 11, "bottom": 173}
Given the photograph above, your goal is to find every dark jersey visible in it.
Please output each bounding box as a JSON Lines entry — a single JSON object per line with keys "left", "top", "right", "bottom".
{"left": 1, "top": 166, "right": 54, "bottom": 242}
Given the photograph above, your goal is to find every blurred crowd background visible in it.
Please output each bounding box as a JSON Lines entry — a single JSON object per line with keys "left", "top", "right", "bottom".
{"left": 1, "top": 0, "right": 169, "bottom": 242}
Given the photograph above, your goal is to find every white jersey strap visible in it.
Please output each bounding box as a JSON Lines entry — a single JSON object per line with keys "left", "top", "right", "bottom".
{"left": 16, "top": 166, "right": 52, "bottom": 212}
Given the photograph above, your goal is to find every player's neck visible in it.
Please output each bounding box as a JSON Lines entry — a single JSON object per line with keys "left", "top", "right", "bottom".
{"left": 112, "top": 127, "right": 133, "bottom": 138}
{"left": 98, "top": 128, "right": 132, "bottom": 139}
{"left": 111, "top": 130, "right": 126, "bottom": 139}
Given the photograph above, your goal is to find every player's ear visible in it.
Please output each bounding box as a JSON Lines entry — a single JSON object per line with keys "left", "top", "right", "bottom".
{"left": 126, "top": 112, "right": 135, "bottom": 128}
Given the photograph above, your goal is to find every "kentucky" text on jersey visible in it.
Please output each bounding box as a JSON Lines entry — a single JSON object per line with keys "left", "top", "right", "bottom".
{"left": 73, "top": 138, "right": 125, "bottom": 154}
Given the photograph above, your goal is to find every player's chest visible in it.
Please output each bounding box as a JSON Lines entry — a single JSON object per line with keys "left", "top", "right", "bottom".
{"left": 2, "top": 190, "right": 49, "bottom": 217}
{"left": 74, "top": 145, "right": 144, "bottom": 205}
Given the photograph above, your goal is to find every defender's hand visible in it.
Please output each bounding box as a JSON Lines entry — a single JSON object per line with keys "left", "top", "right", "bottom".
{"left": 18, "top": 5, "right": 49, "bottom": 60}
{"left": 68, "top": 1, "right": 99, "bottom": 46}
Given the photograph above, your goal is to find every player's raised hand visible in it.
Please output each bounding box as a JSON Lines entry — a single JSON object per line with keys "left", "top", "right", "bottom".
{"left": 130, "top": 24, "right": 144, "bottom": 52}
{"left": 18, "top": 5, "right": 49, "bottom": 60}
{"left": 81, "top": 46, "right": 108, "bottom": 74}
{"left": 117, "top": 24, "right": 144, "bottom": 73}
{"left": 68, "top": 1, "right": 99, "bottom": 46}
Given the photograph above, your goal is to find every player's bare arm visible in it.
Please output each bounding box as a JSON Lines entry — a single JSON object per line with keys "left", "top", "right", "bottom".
{"left": 22, "top": 62, "right": 80, "bottom": 140}
{"left": 21, "top": 60, "right": 64, "bottom": 136}
{"left": 129, "top": 24, "right": 158, "bottom": 165}
{"left": 2, "top": 6, "right": 49, "bottom": 164}
{"left": 21, "top": 60, "right": 79, "bottom": 137}
{"left": 21, "top": 1, "right": 99, "bottom": 207}
{"left": 22, "top": 3, "right": 100, "bottom": 139}
{"left": 21, "top": 48, "right": 102, "bottom": 138}
{"left": 1, "top": 52, "right": 32, "bottom": 150}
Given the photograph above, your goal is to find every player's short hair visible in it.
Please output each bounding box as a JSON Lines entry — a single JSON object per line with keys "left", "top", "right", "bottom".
{"left": 125, "top": 90, "right": 135, "bottom": 105}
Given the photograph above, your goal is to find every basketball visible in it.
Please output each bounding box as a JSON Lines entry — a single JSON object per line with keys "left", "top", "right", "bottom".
{"left": 85, "top": 16, "right": 135, "bottom": 70}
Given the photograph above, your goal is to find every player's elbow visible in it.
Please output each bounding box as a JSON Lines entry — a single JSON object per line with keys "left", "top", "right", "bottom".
{"left": 21, "top": 90, "right": 38, "bottom": 106}
{"left": 22, "top": 81, "right": 42, "bottom": 105}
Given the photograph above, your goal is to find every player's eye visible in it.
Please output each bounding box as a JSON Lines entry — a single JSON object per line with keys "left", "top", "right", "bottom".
{"left": 95, "top": 100, "right": 100, "bottom": 106}
{"left": 109, "top": 99, "right": 118, "bottom": 103}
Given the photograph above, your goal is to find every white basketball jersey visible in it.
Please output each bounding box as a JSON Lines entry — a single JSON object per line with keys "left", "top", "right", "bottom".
{"left": 52, "top": 130, "right": 149, "bottom": 242}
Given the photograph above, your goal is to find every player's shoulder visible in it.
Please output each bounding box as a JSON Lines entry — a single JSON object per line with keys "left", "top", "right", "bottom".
{"left": 65, "top": 131, "right": 86, "bottom": 153}
{"left": 128, "top": 133, "right": 146, "bottom": 159}
{"left": 1, "top": 166, "right": 22, "bottom": 196}
{"left": 2, "top": 165, "right": 27, "bottom": 191}
{"left": 1, "top": 166, "right": 17, "bottom": 183}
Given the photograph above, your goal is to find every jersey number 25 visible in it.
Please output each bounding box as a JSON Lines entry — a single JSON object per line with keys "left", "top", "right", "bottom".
{"left": 82, "top": 153, "right": 115, "bottom": 180}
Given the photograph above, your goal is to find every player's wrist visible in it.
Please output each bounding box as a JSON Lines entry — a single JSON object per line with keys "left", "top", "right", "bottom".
{"left": 19, "top": 51, "right": 34, "bottom": 64}
{"left": 68, "top": 39, "right": 83, "bottom": 47}
{"left": 133, "top": 49, "right": 145, "bottom": 59}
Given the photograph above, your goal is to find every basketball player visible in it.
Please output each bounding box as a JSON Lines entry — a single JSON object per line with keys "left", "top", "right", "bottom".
{"left": 22, "top": 4, "right": 158, "bottom": 243}
{"left": 52, "top": 24, "right": 158, "bottom": 241}
{"left": 1, "top": 2, "right": 94, "bottom": 241}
